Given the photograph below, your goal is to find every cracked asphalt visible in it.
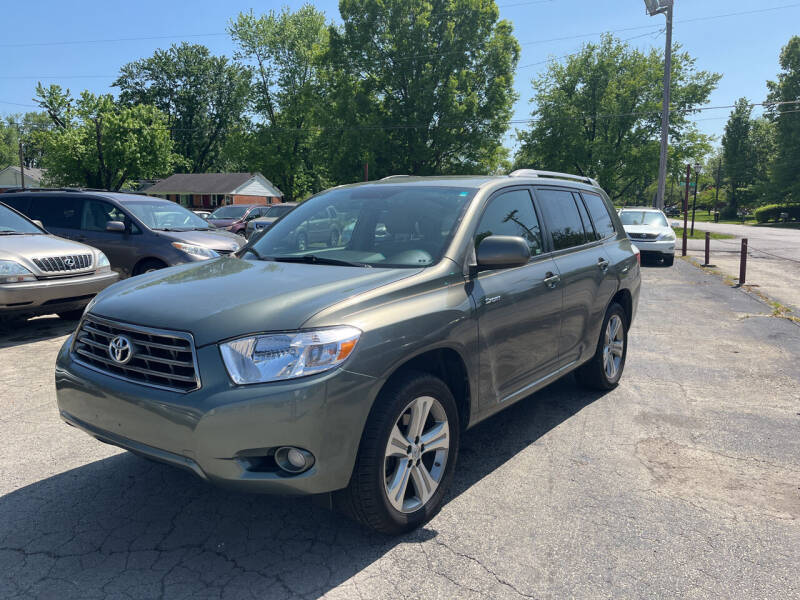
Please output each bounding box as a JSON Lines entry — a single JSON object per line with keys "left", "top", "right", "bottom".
{"left": 1, "top": 259, "right": 799, "bottom": 599}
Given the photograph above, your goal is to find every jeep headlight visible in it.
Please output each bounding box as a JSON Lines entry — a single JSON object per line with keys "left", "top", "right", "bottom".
{"left": 220, "top": 326, "right": 361, "bottom": 384}
{"left": 172, "top": 242, "right": 219, "bottom": 259}
{"left": 0, "top": 260, "right": 36, "bottom": 283}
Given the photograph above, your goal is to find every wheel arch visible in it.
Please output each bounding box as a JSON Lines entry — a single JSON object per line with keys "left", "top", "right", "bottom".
{"left": 132, "top": 257, "right": 168, "bottom": 276}
{"left": 610, "top": 287, "right": 633, "bottom": 326}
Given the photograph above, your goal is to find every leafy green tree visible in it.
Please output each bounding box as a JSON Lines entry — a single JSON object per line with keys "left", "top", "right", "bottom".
{"left": 514, "top": 35, "right": 719, "bottom": 203}
{"left": 766, "top": 36, "right": 800, "bottom": 203}
{"left": 114, "top": 43, "right": 251, "bottom": 174}
{"left": 327, "top": 0, "right": 520, "bottom": 179}
{"left": 34, "top": 84, "right": 174, "bottom": 190}
{"left": 0, "top": 119, "right": 18, "bottom": 169}
{"left": 721, "top": 98, "right": 756, "bottom": 217}
{"left": 229, "top": 6, "right": 330, "bottom": 200}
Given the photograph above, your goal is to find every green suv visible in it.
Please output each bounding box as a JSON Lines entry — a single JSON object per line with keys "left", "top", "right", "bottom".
{"left": 55, "top": 171, "right": 640, "bottom": 534}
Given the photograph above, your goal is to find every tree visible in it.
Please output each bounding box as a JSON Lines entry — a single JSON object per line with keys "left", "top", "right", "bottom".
{"left": 327, "top": 0, "right": 520, "bottom": 179}
{"left": 0, "top": 119, "right": 18, "bottom": 169}
{"left": 229, "top": 6, "right": 331, "bottom": 200}
{"left": 114, "top": 43, "right": 251, "bottom": 174}
{"left": 514, "top": 35, "right": 719, "bottom": 203}
{"left": 34, "top": 84, "right": 174, "bottom": 190}
{"left": 721, "top": 98, "right": 756, "bottom": 217}
{"left": 766, "top": 36, "right": 800, "bottom": 203}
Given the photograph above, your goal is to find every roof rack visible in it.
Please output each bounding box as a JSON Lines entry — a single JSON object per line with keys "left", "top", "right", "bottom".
{"left": 509, "top": 169, "right": 599, "bottom": 187}
{"left": 0, "top": 187, "right": 111, "bottom": 194}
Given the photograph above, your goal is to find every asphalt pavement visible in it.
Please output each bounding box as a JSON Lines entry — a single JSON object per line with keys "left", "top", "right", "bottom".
{"left": 1, "top": 260, "right": 799, "bottom": 599}
{"left": 675, "top": 219, "right": 800, "bottom": 312}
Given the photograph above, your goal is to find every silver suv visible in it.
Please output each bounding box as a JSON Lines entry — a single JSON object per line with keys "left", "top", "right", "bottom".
{"left": 0, "top": 202, "right": 118, "bottom": 320}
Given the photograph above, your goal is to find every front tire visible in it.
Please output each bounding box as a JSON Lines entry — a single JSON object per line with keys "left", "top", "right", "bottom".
{"left": 575, "top": 302, "right": 628, "bottom": 390}
{"left": 336, "top": 371, "right": 459, "bottom": 535}
{"left": 662, "top": 254, "right": 674, "bottom": 266}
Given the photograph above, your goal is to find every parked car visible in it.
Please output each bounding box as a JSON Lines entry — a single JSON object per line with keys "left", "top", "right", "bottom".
{"left": 3, "top": 190, "right": 244, "bottom": 277}
{"left": 618, "top": 207, "right": 676, "bottom": 266}
{"left": 206, "top": 204, "right": 270, "bottom": 236}
{"left": 245, "top": 202, "right": 298, "bottom": 239}
{"left": 664, "top": 205, "right": 681, "bottom": 217}
{"left": 0, "top": 201, "right": 118, "bottom": 321}
{"left": 54, "top": 171, "right": 640, "bottom": 534}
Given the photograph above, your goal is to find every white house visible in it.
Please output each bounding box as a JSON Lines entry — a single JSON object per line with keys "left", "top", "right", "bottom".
{"left": 0, "top": 166, "right": 45, "bottom": 191}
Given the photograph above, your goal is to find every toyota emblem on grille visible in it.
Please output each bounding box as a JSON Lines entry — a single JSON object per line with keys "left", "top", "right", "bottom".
{"left": 63, "top": 257, "right": 75, "bottom": 268}
{"left": 108, "top": 335, "right": 133, "bottom": 364}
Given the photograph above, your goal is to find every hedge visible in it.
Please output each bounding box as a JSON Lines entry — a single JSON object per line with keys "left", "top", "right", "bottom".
{"left": 753, "top": 203, "right": 800, "bottom": 223}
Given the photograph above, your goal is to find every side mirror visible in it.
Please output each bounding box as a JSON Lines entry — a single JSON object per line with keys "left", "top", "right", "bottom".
{"left": 476, "top": 235, "right": 530, "bottom": 269}
{"left": 32, "top": 219, "right": 44, "bottom": 229}
{"left": 106, "top": 221, "right": 125, "bottom": 233}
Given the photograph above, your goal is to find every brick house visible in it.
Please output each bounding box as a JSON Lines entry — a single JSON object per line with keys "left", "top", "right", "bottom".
{"left": 146, "top": 172, "right": 283, "bottom": 209}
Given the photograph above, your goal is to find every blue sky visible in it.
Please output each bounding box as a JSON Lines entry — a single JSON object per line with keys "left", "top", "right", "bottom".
{"left": 2, "top": 0, "right": 797, "bottom": 152}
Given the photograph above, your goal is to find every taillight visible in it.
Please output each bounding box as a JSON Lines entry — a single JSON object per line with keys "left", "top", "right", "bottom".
{"left": 633, "top": 246, "right": 641, "bottom": 266}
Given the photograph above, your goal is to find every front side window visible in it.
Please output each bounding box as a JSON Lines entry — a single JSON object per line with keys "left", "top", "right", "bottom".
{"left": 535, "top": 189, "right": 590, "bottom": 251}
{"left": 81, "top": 200, "right": 127, "bottom": 231}
{"left": 248, "top": 185, "right": 474, "bottom": 268}
{"left": 584, "top": 192, "right": 618, "bottom": 238}
{"left": 126, "top": 201, "right": 210, "bottom": 231}
{"left": 0, "top": 204, "right": 43, "bottom": 234}
{"left": 474, "top": 189, "right": 543, "bottom": 256}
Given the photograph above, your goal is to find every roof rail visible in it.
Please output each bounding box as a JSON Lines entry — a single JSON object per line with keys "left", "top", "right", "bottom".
{"left": 379, "top": 175, "right": 412, "bottom": 180}
{"left": 509, "top": 169, "right": 599, "bottom": 187}
{"left": 0, "top": 187, "right": 113, "bottom": 194}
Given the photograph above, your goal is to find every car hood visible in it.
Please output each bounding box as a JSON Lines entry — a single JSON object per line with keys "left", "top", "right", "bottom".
{"left": 0, "top": 233, "right": 96, "bottom": 261}
{"left": 89, "top": 257, "right": 422, "bottom": 346}
{"left": 206, "top": 218, "right": 238, "bottom": 228}
{"left": 155, "top": 229, "right": 244, "bottom": 251}
{"left": 622, "top": 225, "right": 668, "bottom": 235}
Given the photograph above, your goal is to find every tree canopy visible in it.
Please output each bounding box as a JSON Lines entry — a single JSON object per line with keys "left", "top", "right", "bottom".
{"left": 766, "top": 35, "right": 800, "bottom": 203}
{"left": 514, "top": 35, "right": 719, "bottom": 203}
{"left": 34, "top": 84, "right": 174, "bottom": 190}
{"left": 114, "top": 43, "right": 251, "bottom": 174}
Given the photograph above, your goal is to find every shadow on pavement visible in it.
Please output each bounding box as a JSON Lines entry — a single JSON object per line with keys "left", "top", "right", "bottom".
{"left": 0, "top": 377, "right": 603, "bottom": 598}
{"left": 0, "top": 314, "right": 77, "bottom": 349}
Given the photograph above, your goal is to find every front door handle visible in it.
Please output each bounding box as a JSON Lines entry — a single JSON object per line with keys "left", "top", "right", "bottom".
{"left": 597, "top": 258, "right": 610, "bottom": 271}
{"left": 544, "top": 272, "right": 560, "bottom": 288}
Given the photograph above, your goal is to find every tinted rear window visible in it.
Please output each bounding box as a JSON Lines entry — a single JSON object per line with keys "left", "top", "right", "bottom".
{"left": 583, "top": 192, "right": 617, "bottom": 239}
{"left": 535, "top": 189, "right": 590, "bottom": 250}
{"left": 28, "top": 196, "right": 82, "bottom": 229}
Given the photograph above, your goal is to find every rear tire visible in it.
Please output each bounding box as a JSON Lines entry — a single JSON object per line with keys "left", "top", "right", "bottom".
{"left": 335, "top": 371, "right": 459, "bottom": 535}
{"left": 575, "top": 302, "right": 628, "bottom": 391}
{"left": 662, "top": 254, "right": 674, "bottom": 266}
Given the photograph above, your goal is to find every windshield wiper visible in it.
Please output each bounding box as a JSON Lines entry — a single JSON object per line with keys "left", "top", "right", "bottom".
{"left": 153, "top": 227, "right": 188, "bottom": 232}
{"left": 271, "top": 255, "right": 371, "bottom": 268}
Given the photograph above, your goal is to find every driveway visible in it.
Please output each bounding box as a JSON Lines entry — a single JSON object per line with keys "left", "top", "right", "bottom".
{"left": 677, "top": 220, "right": 800, "bottom": 312}
{"left": 1, "top": 261, "right": 799, "bottom": 599}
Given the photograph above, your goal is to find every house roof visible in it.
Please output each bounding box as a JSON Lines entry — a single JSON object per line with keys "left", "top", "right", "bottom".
{"left": 146, "top": 172, "right": 280, "bottom": 195}
{"left": 1, "top": 166, "right": 45, "bottom": 182}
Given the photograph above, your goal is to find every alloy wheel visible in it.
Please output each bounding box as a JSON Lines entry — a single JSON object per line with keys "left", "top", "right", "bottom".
{"left": 383, "top": 395, "right": 449, "bottom": 513}
{"left": 602, "top": 314, "right": 624, "bottom": 380}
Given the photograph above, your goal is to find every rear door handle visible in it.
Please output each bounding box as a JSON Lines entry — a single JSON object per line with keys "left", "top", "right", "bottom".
{"left": 597, "top": 258, "right": 610, "bottom": 271}
{"left": 544, "top": 272, "right": 560, "bottom": 288}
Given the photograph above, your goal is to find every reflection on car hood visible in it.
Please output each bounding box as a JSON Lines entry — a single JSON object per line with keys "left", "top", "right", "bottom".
{"left": 250, "top": 217, "right": 278, "bottom": 226}
{"left": 622, "top": 225, "right": 669, "bottom": 235}
{"left": 0, "top": 233, "right": 97, "bottom": 262}
{"left": 89, "top": 257, "right": 422, "bottom": 346}
{"left": 206, "top": 218, "right": 237, "bottom": 228}
{"left": 155, "top": 229, "right": 244, "bottom": 251}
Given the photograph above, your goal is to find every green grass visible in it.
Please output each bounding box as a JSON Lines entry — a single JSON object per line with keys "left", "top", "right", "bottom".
{"left": 688, "top": 213, "right": 756, "bottom": 225}
{"left": 673, "top": 227, "right": 734, "bottom": 240}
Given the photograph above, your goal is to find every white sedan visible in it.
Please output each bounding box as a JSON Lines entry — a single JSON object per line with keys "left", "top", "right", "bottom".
{"left": 618, "top": 208, "right": 676, "bottom": 266}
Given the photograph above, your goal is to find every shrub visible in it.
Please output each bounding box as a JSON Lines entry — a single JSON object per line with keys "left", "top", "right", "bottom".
{"left": 753, "top": 203, "right": 800, "bottom": 223}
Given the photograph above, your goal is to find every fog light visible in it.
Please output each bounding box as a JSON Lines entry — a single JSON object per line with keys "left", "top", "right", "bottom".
{"left": 274, "top": 446, "right": 315, "bottom": 474}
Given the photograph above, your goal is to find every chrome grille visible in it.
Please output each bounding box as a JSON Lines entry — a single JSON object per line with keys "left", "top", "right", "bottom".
{"left": 628, "top": 232, "right": 659, "bottom": 240}
{"left": 33, "top": 254, "right": 93, "bottom": 272}
{"left": 72, "top": 315, "right": 200, "bottom": 393}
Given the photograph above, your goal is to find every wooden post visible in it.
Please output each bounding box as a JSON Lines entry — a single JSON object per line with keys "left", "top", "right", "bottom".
{"left": 739, "top": 238, "right": 748, "bottom": 286}
{"left": 682, "top": 164, "right": 690, "bottom": 256}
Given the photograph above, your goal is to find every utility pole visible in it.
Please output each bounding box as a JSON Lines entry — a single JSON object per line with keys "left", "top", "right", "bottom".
{"left": 363, "top": 162, "right": 369, "bottom": 182}
{"left": 713, "top": 158, "right": 721, "bottom": 223}
{"left": 18, "top": 139, "right": 26, "bottom": 191}
{"left": 644, "top": 0, "right": 673, "bottom": 210}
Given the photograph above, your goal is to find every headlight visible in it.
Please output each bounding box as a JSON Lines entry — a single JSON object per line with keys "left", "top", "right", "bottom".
{"left": 0, "top": 260, "right": 36, "bottom": 283}
{"left": 171, "top": 242, "right": 219, "bottom": 259}
{"left": 658, "top": 231, "right": 676, "bottom": 241}
{"left": 220, "top": 326, "right": 361, "bottom": 384}
{"left": 96, "top": 252, "right": 111, "bottom": 272}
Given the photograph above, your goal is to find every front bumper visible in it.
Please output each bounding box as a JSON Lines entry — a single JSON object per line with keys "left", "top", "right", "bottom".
{"left": 55, "top": 336, "right": 378, "bottom": 495}
{"left": 0, "top": 270, "right": 118, "bottom": 316}
{"left": 629, "top": 239, "right": 675, "bottom": 255}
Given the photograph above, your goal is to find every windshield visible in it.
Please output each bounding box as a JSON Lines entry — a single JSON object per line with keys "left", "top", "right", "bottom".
{"left": 0, "top": 204, "right": 43, "bottom": 235}
{"left": 126, "top": 201, "right": 211, "bottom": 231}
{"left": 619, "top": 211, "right": 668, "bottom": 227}
{"left": 265, "top": 205, "right": 294, "bottom": 218}
{"left": 246, "top": 185, "right": 474, "bottom": 268}
{"left": 209, "top": 205, "right": 248, "bottom": 220}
